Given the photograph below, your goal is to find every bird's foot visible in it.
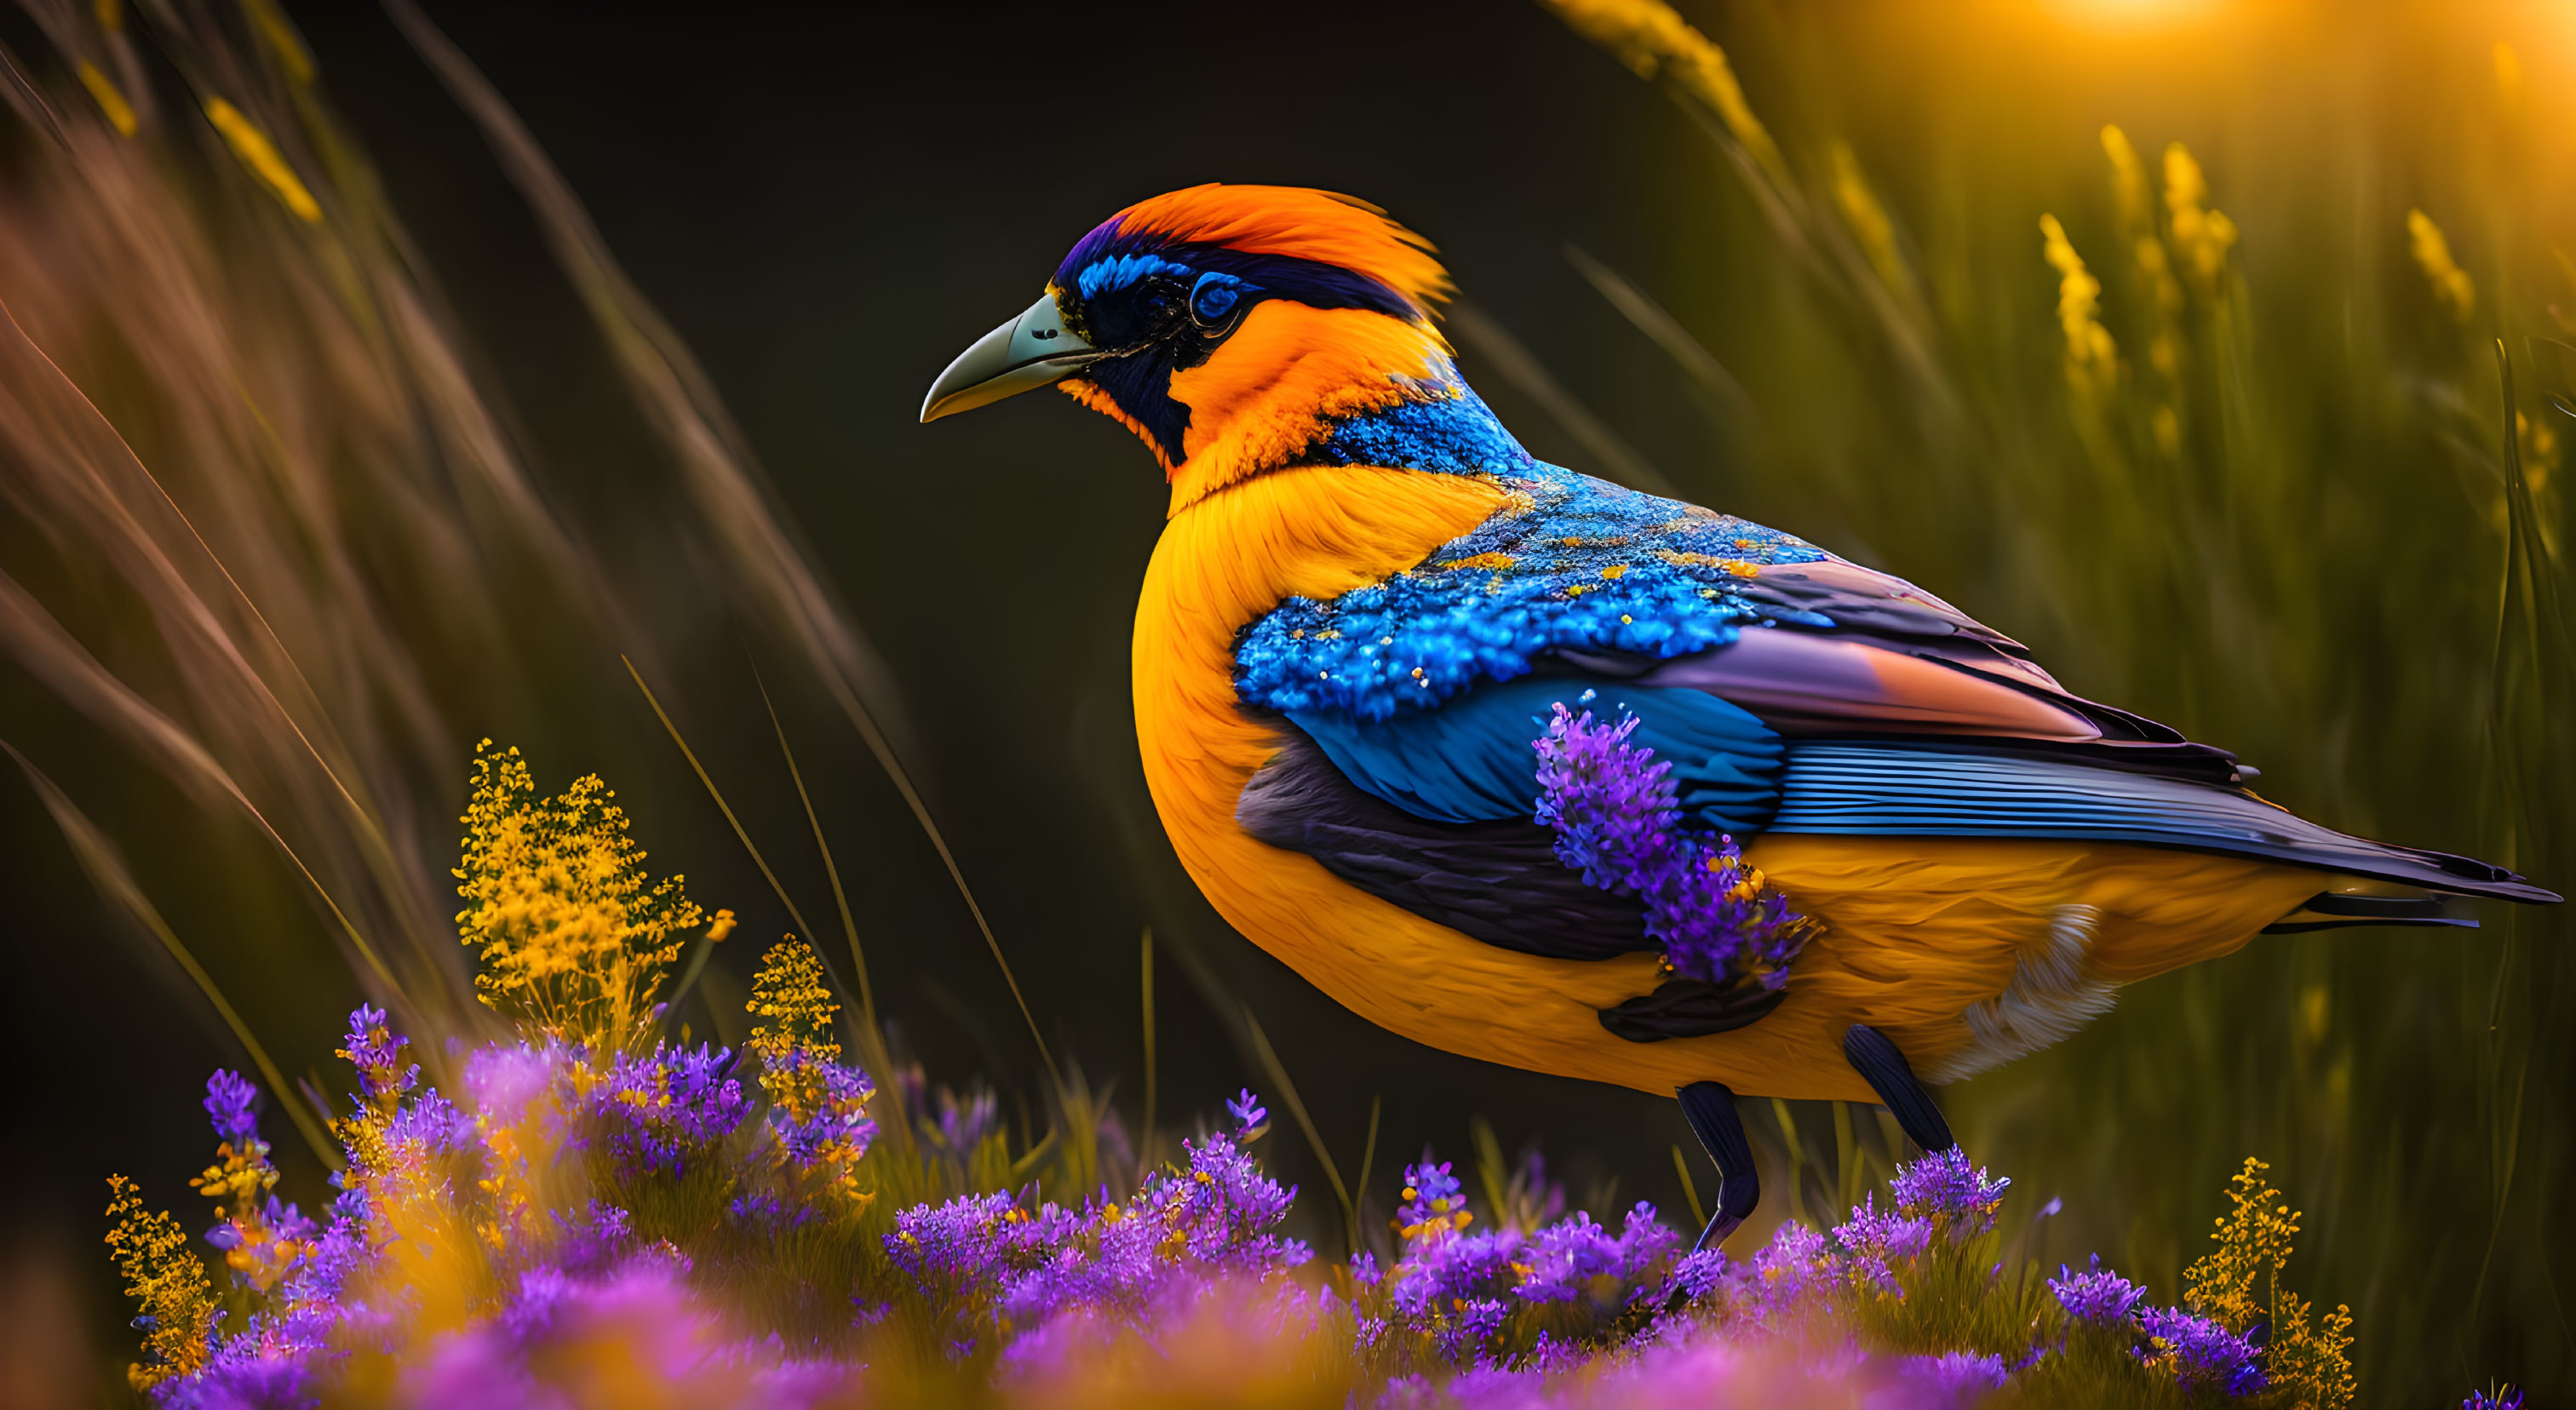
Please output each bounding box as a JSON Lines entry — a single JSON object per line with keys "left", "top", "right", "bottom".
{"left": 1662, "top": 1080, "right": 1759, "bottom": 1315}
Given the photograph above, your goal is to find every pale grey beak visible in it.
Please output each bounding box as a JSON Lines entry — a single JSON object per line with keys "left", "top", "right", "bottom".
{"left": 919, "top": 290, "right": 1103, "bottom": 423}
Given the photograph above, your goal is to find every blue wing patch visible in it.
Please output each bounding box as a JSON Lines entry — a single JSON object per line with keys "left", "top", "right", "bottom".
{"left": 1233, "top": 464, "right": 1830, "bottom": 723}
{"left": 1284, "top": 677, "right": 1785, "bottom": 834}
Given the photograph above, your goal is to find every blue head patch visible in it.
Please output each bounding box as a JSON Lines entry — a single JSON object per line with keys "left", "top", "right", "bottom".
{"left": 1049, "top": 220, "right": 1431, "bottom": 467}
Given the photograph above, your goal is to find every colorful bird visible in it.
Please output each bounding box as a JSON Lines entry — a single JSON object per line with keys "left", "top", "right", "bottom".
{"left": 921, "top": 184, "right": 2558, "bottom": 1246}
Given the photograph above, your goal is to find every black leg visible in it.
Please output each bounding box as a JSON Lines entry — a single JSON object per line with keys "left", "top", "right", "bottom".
{"left": 1844, "top": 1024, "right": 1954, "bottom": 1152}
{"left": 1676, "top": 1080, "right": 1758, "bottom": 1252}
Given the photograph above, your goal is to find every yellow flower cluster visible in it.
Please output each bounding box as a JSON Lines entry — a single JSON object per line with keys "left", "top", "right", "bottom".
{"left": 749, "top": 934, "right": 840, "bottom": 1081}
{"left": 2039, "top": 214, "right": 2118, "bottom": 397}
{"left": 748, "top": 936, "right": 876, "bottom": 1208}
{"left": 103, "top": 1176, "right": 218, "bottom": 1392}
{"left": 1540, "top": 0, "right": 1782, "bottom": 178}
{"left": 2187, "top": 1158, "right": 2356, "bottom": 1410}
{"left": 454, "top": 741, "right": 712, "bottom": 1048}
{"left": 2163, "top": 143, "right": 2239, "bottom": 290}
{"left": 2407, "top": 209, "right": 2476, "bottom": 324}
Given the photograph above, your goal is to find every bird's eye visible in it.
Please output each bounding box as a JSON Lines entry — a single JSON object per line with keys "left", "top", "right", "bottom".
{"left": 1190, "top": 277, "right": 1241, "bottom": 324}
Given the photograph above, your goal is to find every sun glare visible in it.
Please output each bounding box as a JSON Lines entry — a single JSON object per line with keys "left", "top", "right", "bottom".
{"left": 2044, "top": 0, "right": 2233, "bottom": 32}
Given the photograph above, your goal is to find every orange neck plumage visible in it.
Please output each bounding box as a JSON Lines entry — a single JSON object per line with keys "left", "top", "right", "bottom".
{"left": 1062, "top": 302, "right": 1454, "bottom": 517}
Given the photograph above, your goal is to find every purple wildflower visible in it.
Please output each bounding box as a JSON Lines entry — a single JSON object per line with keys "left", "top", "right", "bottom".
{"left": 1516, "top": 1201, "right": 1678, "bottom": 1308}
{"left": 1512, "top": 1210, "right": 1621, "bottom": 1304}
{"left": 2463, "top": 1389, "right": 2526, "bottom": 1410}
{"left": 1533, "top": 702, "right": 1676, "bottom": 889}
{"left": 1398, "top": 1161, "right": 1472, "bottom": 1240}
{"left": 763, "top": 1052, "right": 877, "bottom": 1171}
{"left": 203, "top": 1070, "right": 261, "bottom": 1149}
{"left": 1833, "top": 1193, "right": 1936, "bottom": 1295}
{"left": 336, "top": 1005, "right": 415, "bottom": 1109}
{"left": 1136, "top": 1123, "right": 1309, "bottom": 1275}
{"left": 1741, "top": 1222, "right": 1836, "bottom": 1321}
{"left": 462, "top": 1042, "right": 560, "bottom": 1126}
{"left": 1532, "top": 704, "right": 1817, "bottom": 989}
{"left": 2137, "top": 1305, "right": 2267, "bottom": 1397}
{"left": 1890, "top": 1147, "right": 2011, "bottom": 1235}
{"left": 1664, "top": 1247, "right": 1730, "bottom": 1306}
{"left": 2049, "top": 1254, "right": 2146, "bottom": 1325}
{"left": 157, "top": 1346, "right": 316, "bottom": 1410}
{"left": 1902, "top": 1350, "right": 2009, "bottom": 1397}
{"left": 549, "top": 1201, "right": 634, "bottom": 1279}
{"left": 1226, "top": 1087, "right": 1270, "bottom": 1136}
{"left": 408, "top": 1259, "right": 861, "bottom": 1409}
{"left": 593, "top": 1043, "right": 752, "bottom": 1178}
{"left": 383, "top": 1090, "right": 479, "bottom": 1158}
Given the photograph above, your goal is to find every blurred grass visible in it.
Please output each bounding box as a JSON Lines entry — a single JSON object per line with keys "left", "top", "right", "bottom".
{"left": 1542, "top": 0, "right": 2573, "bottom": 1400}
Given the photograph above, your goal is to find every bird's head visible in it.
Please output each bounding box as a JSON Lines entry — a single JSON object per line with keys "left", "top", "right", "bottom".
{"left": 921, "top": 184, "right": 1457, "bottom": 507}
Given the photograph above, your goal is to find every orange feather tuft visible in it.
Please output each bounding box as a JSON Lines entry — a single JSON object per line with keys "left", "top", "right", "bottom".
{"left": 1107, "top": 184, "right": 1453, "bottom": 317}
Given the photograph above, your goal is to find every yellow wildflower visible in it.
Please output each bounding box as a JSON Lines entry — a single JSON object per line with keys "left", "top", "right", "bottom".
{"left": 190, "top": 1133, "right": 301, "bottom": 1293}
{"left": 1540, "top": 0, "right": 1783, "bottom": 179}
{"left": 749, "top": 936, "right": 840, "bottom": 1069}
{"left": 104, "top": 1177, "right": 218, "bottom": 1392}
{"left": 2407, "top": 209, "right": 2476, "bottom": 324}
{"left": 454, "top": 741, "right": 709, "bottom": 1048}
{"left": 2188, "top": 1157, "right": 2356, "bottom": 1410}
{"left": 2164, "top": 143, "right": 2238, "bottom": 289}
{"left": 2187, "top": 1157, "right": 2298, "bottom": 1330}
{"left": 2039, "top": 214, "right": 2119, "bottom": 394}
{"left": 2269, "top": 1291, "right": 2359, "bottom": 1410}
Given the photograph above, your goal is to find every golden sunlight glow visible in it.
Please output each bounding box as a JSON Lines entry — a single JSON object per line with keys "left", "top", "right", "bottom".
{"left": 2042, "top": 0, "right": 2232, "bottom": 32}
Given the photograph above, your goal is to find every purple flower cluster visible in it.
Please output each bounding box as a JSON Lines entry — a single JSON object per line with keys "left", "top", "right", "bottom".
{"left": 2049, "top": 1254, "right": 2147, "bottom": 1324}
{"left": 760, "top": 1047, "right": 877, "bottom": 1172}
{"left": 115, "top": 1002, "right": 2418, "bottom": 1409}
{"left": 883, "top": 1095, "right": 1309, "bottom": 1348}
{"left": 337, "top": 1005, "right": 416, "bottom": 1111}
{"left": 126, "top": 1004, "right": 910, "bottom": 1407}
{"left": 1357, "top": 1150, "right": 1681, "bottom": 1367}
{"left": 1890, "top": 1145, "right": 2012, "bottom": 1235}
{"left": 2138, "top": 1306, "right": 2269, "bottom": 1396}
{"left": 590, "top": 1042, "right": 751, "bottom": 1178}
{"left": 404, "top": 1258, "right": 859, "bottom": 1408}
{"left": 204, "top": 1070, "right": 261, "bottom": 1148}
{"left": 2463, "top": 1388, "right": 2526, "bottom": 1410}
{"left": 1532, "top": 702, "right": 1816, "bottom": 989}
{"left": 1832, "top": 1194, "right": 1936, "bottom": 1296}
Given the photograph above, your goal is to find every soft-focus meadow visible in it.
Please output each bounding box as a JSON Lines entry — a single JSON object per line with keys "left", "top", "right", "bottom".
{"left": 0, "top": 0, "right": 2567, "bottom": 1405}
